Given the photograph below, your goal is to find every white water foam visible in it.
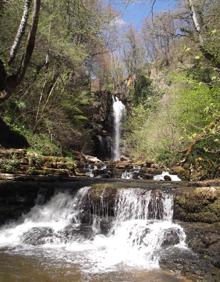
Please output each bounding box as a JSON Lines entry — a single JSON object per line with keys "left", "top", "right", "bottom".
{"left": 153, "top": 171, "right": 181, "bottom": 181}
{"left": 0, "top": 187, "right": 187, "bottom": 273}
{"left": 121, "top": 170, "right": 134, "bottom": 179}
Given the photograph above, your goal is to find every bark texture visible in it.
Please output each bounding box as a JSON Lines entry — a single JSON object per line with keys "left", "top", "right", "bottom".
{"left": 8, "top": 0, "right": 32, "bottom": 64}
{"left": 0, "top": 0, "right": 41, "bottom": 104}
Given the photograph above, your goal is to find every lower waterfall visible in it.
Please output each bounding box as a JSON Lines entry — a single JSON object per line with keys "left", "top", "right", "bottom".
{"left": 0, "top": 187, "right": 186, "bottom": 273}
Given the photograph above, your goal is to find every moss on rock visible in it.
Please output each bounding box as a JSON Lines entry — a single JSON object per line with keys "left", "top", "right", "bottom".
{"left": 174, "top": 187, "right": 220, "bottom": 223}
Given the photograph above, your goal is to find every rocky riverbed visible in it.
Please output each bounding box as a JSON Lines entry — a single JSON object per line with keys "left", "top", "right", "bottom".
{"left": 0, "top": 177, "right": 220, "bottom": 281}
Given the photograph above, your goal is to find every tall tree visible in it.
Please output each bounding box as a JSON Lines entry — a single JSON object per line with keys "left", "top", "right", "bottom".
{"left": 0, "top": 0, "right": 41, "bottom": 103}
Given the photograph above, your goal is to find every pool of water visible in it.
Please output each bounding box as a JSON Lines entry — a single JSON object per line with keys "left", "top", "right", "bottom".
{"left": 0, "top": 252, "right": 191, "bottom": 282}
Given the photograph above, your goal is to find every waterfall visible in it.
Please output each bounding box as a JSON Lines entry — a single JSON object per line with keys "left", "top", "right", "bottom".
{"left": 112, "top": 96, "right": 126, "bottom": 161}
{"left": 0, "top": 187, "right": 187, "bottom": 273}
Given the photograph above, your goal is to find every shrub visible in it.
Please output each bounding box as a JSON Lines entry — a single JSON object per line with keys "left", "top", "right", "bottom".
{"left": 125, "top": 73, "right": 220, "bottom": 166}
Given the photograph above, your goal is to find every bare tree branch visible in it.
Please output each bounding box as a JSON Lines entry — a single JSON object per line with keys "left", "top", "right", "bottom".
{"left": 151, "top": 0, "right": 157, "bottom": 23}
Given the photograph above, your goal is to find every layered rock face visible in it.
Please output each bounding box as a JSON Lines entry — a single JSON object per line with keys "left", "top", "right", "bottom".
{"left": 174, "top": 186, "right": 220, "bottom": 223}
{"left": 0, "top": 149, "right": 76, "bottom": 176}
{"left": 173, "top": 186, "right": 220, "bottom": 279}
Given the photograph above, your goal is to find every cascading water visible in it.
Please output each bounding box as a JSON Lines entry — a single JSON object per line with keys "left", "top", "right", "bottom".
{"left": 121, "top": 166, "right": 142, "bottom": 180}
{"left": 0, "top": 187, "right": 187, "bottom": 273}
{"left": 153, "top": 172, "right": 181, "bottom": 181}
{"left": 112, "top": 96, "right": 126, "bottom": 161}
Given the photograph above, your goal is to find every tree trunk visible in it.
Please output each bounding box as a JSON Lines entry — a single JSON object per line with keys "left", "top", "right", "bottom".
{"left": 0, "top": 0, "right": 41, "bottom": 104}
{"left": 188, "top": 0, "right": 220, "bottom": 69}
{"left": 188, "top": 0, "right": 204, "bottom": 45}
{"left": 17, "top": 0, "right": 41, "bottom": 82}
{"left": 9, "top": 0, "right": 32, "bottom": 64}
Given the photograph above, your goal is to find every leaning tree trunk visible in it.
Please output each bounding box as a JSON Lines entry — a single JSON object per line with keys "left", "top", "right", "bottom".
{"left": 0, "top": 0, "right": 41, "bottom": 104}
{"left": 17, "top": 0, "right": 41, "bottom": 82}
{"left": 188, "top": 0, "right": 204, "bottom": 45}
{"left": 8, "top": 0, "right": 32, "bottom": 64}
{"left": 188, "top": 0, "right": 220, "bottom": 69}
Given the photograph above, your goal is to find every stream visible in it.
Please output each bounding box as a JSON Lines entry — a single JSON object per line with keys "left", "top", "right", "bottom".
{"left": 0, "top": 96, "right": 219, "bottom": 282}
{"left": 0, "top": 186, "right": 191, "bottom": 282}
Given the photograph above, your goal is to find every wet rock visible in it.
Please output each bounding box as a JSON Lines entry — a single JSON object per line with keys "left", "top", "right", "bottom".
{"left": 181, "top": 222, "right": 220, "bottom": 270}
{"left": 120, "top": 155, "right": 130, "bottom": 162}
{"left": 99, "top": 217, "right": 113, "bottom": 234}
{"left": 160, "top": 247, "right": 220, "bottom": 281}
{"left": 22, "top": 227, "right": 54, "bottom": 245}
{"left": 148, "top": 190, "right": 164, "bottom": 219}
{"left": 81, "top": 185, "right": 117, "bottom": 219}
{"left": 190, "top": 178, "right": 220, "bottom": 188}
{"left": 136, "top": 228, "right": 150, "bottom": 246}
{"left": 161, "top": 229, "right": 180, "bottom": 247}
{"left": 62, "top": 224, "right": 94, "bottom": 240}
{"left": 164, "top": 175, "right": 172, "bottom": 181}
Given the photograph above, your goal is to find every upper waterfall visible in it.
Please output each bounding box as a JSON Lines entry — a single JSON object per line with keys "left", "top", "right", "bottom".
{"left": 112, "top": 96, "right": 126, "bottom": 161}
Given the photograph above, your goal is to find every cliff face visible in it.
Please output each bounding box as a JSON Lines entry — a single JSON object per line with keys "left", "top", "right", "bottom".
{"left": 90, "top": 91, "right": 114, "bottom": 160}
{"left": 89, "top": 90, "right": 128, "bottom": 160}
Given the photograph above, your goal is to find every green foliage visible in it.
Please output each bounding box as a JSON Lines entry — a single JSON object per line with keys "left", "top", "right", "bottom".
{"left": 0, "top": 153, "right": 20, "bottom": 173}
{"left": 173, "top": 74, "right": 220, "bottom": 136}
{"left": 134, "top": 74, "right": 151, "bottom": 101}
{"left": 131, "top": 72, "right": 156, "bottom": 107}
{"left": 0, "top": 0, "right": 113, "bottom": 155}
{"left": 125, "top": 73, "right": 220, "bottom": 167}
{"left": 3, "top": 117, "right": 63, "bottom": 156}
{"left": 26, "top": 133, "right": 62, "bottom": 156}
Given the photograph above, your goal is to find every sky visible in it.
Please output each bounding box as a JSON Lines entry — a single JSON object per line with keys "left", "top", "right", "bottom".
{"left": 106, "top": 0, "right": 178, "bottom": 30}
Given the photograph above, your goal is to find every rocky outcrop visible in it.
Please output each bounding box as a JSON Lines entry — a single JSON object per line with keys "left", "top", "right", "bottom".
{"left": 75, "top": 159, "right": 166, "bottom": 179}
{"left": 160, "top": 246, "right": 220, "bottom": 281}
{"left": 0, "top": 117, "right": 29, "bottom": 148}
{"left": 0, "top": 147, "right": 172, "bottom": 180}
{"left": 0, "top": 149, "right": 76, "bottom": 176}
{"left": 174, "top": 186, "right": 220, "bottom": 223}
{"left": 173, "top": 186, "right": 220, "bottom": 277}
{"left": 90, "top": 90, "right": 114, "bottom": 160}
{"left": 182, "top": 222, "right": 220, "bottom": 269}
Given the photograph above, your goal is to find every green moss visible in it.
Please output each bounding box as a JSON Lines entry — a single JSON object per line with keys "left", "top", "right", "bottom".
{"left": 175, "top": 187, "right": 220, "bottom": 223}
{"left": 208, "top": 197, "right": 220, "bottom": 218}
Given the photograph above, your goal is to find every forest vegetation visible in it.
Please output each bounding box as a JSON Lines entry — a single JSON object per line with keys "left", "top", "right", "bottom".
{"left": 0, "top": 0, "right": 219, "bottom": 178}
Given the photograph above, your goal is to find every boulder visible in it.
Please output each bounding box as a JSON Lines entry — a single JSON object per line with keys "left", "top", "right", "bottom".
{"left": 0, "top": 117, "right": 29, "bottom": 148}
{"left": 161, "top": 228, "right": 180, "bottom": 247}
{"left": 22, "top": 227, "right": 54, "bottom": 245}
{"left": 174, "top": 187, "right": 220, "bottom": 223}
